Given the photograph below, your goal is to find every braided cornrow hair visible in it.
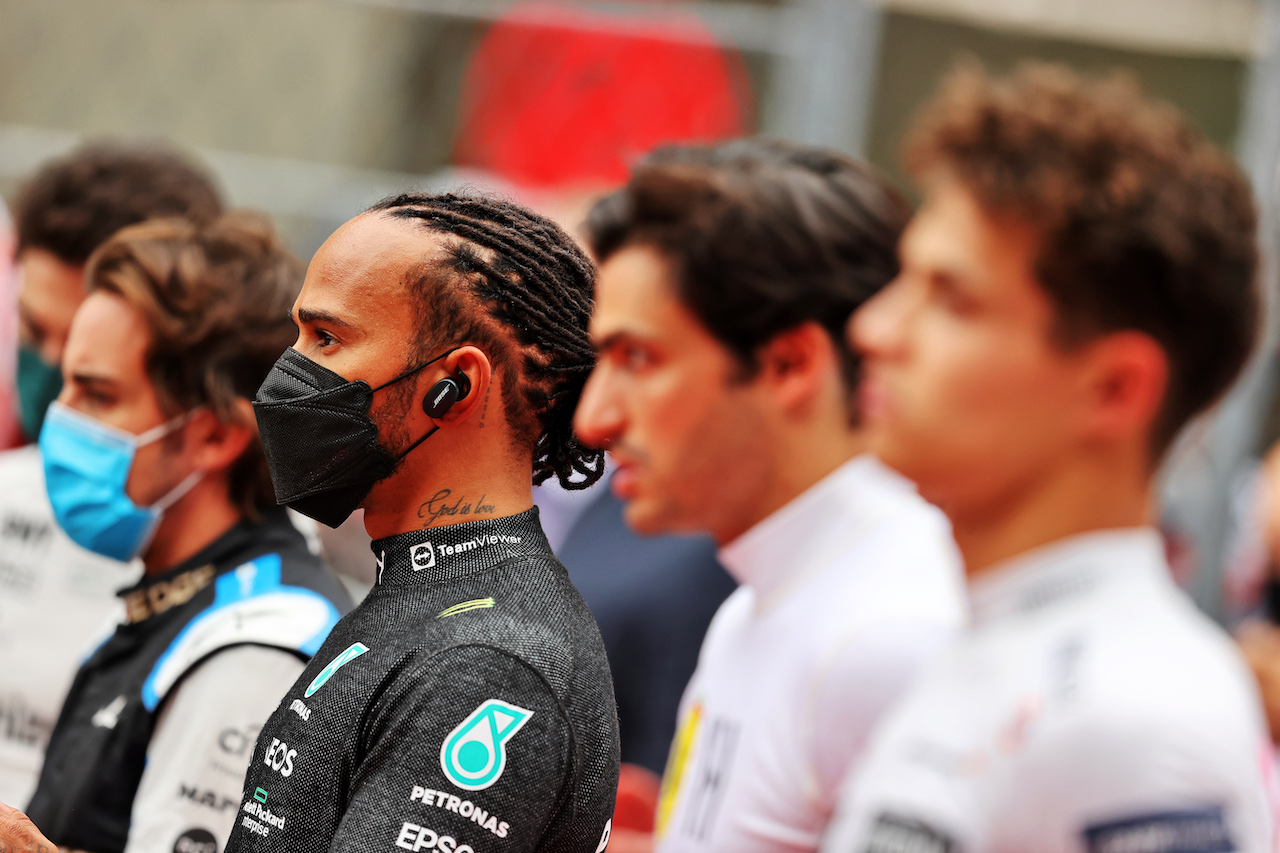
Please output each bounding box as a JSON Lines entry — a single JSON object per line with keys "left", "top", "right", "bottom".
{"left": 367, "top": 192, "right": 605, "bottom": 489}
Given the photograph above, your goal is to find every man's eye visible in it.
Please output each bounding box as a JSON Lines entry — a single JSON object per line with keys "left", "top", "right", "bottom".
{"left": 623, "top": 346, "right": 653, "bottom": 370}
{"left": 316, "top": 329, "right": 336, "bottom": 347}
{"left": 928, "top": 279, "right": 976, "bottom": 316}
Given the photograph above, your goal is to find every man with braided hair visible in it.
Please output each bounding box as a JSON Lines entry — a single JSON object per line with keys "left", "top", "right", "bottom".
{"left": 225, "top": 192, "right": 620, "bottom": 853}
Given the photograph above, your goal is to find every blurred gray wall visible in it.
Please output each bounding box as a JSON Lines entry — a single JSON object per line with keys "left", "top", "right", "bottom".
{"left": 0, "top": 0, "right": 482, "bottom": 255}
{"left": 0, "top": 0, "right": 1257, "bottom": 248}
{"left": 869, "top": 11, "right": 1250, "bottom": 197}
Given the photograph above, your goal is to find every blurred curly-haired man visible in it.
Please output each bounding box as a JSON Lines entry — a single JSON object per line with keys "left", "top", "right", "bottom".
{"left": 822, "top": 62, "right": 1274, "bottom": 853}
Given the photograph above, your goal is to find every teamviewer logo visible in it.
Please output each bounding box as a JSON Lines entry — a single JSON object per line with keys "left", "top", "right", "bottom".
{"left": 411, "top": 542, "right": 436, "bottom": 571}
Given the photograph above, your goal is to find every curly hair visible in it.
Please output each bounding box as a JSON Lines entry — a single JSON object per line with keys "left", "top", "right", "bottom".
{"left": 906, "top": 62, "right": 1259, "bottom": 454}
{"left": 366, "top": 193, "right": 604, "bottom": 490}
{"left": 14, "top": 141, "right": 223, "bottom": 264}
{"left": 85, "top": 213, "right": 304, "bottom": 517}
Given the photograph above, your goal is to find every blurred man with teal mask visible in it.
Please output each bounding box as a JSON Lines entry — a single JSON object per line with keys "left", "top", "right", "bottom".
{"left": 0, "top": 142, "right": 223, "bottom": 808}
{"left": 11, "top": 143, "right": 222, "bottom": 441}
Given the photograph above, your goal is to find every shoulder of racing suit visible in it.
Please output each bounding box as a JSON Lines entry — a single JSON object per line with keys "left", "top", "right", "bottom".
{"left": 142, "top": 551, "right": 347, "bottom": 712}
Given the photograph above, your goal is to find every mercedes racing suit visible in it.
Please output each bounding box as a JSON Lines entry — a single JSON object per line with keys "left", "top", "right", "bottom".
{"left": 25, "top": 508, "right": 352, "bottom": 853}
{"left": 225, "top": 508, "right": 620, "bottom": 853}
{"left": 821, "top": 528, "right": 1278, "bottom": 853}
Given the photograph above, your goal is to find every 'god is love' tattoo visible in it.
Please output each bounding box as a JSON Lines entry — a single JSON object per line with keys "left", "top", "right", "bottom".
{"left": 418, "top": 489, "right": 497, "bottom": 528}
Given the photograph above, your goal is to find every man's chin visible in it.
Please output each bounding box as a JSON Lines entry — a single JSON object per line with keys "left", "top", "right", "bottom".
{"left": 868, "top": 442, "right": 959, "bottom": 511}
{"left": 619, "top": 498, "right": 677, "bottom": 538}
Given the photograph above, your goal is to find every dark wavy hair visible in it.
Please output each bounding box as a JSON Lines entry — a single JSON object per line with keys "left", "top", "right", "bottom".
{"left": 366, "top": 193, "right": 604, "bottom": 490}
{"left": 585, "top": 137, "right": 911, "bottom": 407}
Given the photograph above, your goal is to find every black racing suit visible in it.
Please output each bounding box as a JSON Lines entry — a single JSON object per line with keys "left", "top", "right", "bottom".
{"left": 26, "top": 509, "right": 353, "bottom": 853}
{"left": 226, "top": 508, "right": 620, "bottom": 853}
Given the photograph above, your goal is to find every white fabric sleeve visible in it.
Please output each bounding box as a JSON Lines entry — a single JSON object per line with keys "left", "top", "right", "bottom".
{"left": 124, "top": 646, "right": 306, "bottom": 853}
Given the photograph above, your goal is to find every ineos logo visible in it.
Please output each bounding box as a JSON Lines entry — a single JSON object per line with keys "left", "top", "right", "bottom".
{"left": 264, "top": 737, "right": 297, "bottom": 777}
{"left": 411, "top": 543, "right": 436, "bottom": 571}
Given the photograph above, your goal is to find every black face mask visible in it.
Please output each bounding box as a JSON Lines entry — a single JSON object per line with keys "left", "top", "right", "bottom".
{"left": 253, "top": 347, "right": 452, "bottom": 528}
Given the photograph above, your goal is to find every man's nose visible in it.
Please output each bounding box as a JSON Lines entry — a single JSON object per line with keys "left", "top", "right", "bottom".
{"left": 573, "top": 368, "right": 625, "bottom": 450}
{"left": 851, "top": 278, "right": 911, "bottom": 361}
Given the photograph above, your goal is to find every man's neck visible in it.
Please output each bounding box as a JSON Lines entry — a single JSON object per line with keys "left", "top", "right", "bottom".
{"left": 361, "top": 454, "right": 535, "bottom": 542}
{"left": 142, "top": 480, "right": 243, "bottom": 575}
{"left": 947, "top": 456, "right": 1153, "bottom": 579}
{"left": 715, "top": 428, "right": 866, "bottom": 547}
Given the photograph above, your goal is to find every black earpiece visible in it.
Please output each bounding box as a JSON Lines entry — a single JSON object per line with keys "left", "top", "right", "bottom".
{"left": 422, "top": 370, "right": 472, "bottom": 419}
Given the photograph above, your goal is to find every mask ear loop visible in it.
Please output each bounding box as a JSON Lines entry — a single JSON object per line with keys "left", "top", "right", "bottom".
{"left": 370, "top": 347, "right": 458, "bottom": 394}
{"left": 149, "top": 468, "right": 206, "bottom": 512}
{"left": 133, "top": 407, "right": 211, "bottom": 512}
{"left": 392, "top": 425, "right": 440, "bottom": 462}
{"left": 134, "top": 406, "right": 205, "bottom": 447}
{"left": 371, "top": 347, "right": 459, "bottom": 463}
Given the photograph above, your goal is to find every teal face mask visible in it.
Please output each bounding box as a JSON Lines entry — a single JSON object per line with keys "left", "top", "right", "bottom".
{"left": 16, "top": 344, "right": 63, "bottom": 442}
{"left": 40, "top": 402, "right": 203, "bottom": 562}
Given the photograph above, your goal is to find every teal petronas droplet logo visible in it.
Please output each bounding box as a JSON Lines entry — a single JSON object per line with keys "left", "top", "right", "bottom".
{"left": 440, "top": 699, "right": 533, "bottom": 790}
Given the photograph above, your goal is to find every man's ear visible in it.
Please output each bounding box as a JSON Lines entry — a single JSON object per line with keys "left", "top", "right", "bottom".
{"left": 1079, "top": 330, "right": 1168, "bottom": 444}
{"left": 756, "top": 321, "right": 838, "bottom": 412}
{"left": 433, "top": 345, "right": 493, "bottom": 425}
{"left": 188, "top": 399, "right": 256, "bottom": 474}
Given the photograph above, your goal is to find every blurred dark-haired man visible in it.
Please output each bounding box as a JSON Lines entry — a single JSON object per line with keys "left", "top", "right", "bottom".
{"left": 822, "top": 64, "right": 1277, "bottom": 853}
{"left": 0, "top": 142, "right": 224, "bottom": 808}
{"left": 17, "top": 214, "right": 350, "bottom": 853}
{"left": 574, "top": 138, "right": 965, "bottom": 853}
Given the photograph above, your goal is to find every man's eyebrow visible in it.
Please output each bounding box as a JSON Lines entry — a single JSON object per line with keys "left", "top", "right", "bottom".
{"left": 294, "top": 307, "right": 354, "bottom": 329}
{"left": 590, "top": 331, "right": 628, "bottom": 353}
{"left": 69, "top": 371, "right": 117, "bottom": 388}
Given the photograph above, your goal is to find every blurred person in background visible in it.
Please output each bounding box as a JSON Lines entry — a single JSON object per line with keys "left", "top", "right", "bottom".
{"left": 0, "top": 202, "right": 22, "bottom": 450}
{"left": 822, "top": 63, "right": 1276, "bottom": 853}
{"left": 19, "top": 214, "right": 351, "bottom": 853}
{"left": 224, "top": 193, "right": 618, "bottom": 853}
{"left": 12, "top": 143, "right": 223, "bottom": 444}
{"left": 574, "top": 138, "right": 965, "bottom": 853}
{"left": 0, "top": 142, "right": 223, "bottom": 808}
{"left": 1234, "top": 441, "right": 1280, "bottom": 746}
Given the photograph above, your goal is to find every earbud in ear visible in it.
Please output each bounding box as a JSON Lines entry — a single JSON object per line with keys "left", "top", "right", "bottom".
{"left": 422, "top": 370, "right": 472, "bottom": 418}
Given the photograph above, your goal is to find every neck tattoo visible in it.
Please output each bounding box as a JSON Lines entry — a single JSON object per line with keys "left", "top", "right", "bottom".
{"left": 417, "top": 488, "right": 498, "bottom": 528}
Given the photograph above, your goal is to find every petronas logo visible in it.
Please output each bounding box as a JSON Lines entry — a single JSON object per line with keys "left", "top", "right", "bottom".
{"left": 440, "top": 699, "right": 533, "bottom": 791}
